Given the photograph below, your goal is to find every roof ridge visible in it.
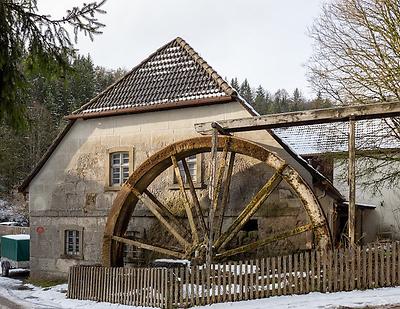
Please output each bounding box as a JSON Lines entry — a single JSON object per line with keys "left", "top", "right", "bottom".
{"left": 175, "top": 37, "right": 236, "bottom": 97}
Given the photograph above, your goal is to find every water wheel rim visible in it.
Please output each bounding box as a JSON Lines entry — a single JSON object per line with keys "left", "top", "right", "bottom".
{"left": 102, "top": 136, "right": 331, "bottom": 266}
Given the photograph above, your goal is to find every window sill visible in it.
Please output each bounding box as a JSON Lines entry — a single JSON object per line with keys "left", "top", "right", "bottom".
{"left": 169, "top": 183, "right": 206, "bottom": 190}
{"left": 104, "top": 186, "right": 123, "bottom": 192}
{"left": 60, "top": 254, "right": 83, "bottom": 260}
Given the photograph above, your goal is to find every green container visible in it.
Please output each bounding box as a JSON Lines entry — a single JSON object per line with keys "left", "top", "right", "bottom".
{"left": 1, "top": 234, "right": 30, "bottom": 262}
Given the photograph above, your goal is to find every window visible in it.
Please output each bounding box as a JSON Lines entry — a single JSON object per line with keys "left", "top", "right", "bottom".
{"left": 171, "top": 154, "right": 202, "bottom": 189}
{"left": 110, "top": 152, "right": 130, "bottom": 186}
{"left": 65, "top": 230, "right": 80, "bottom": 256}
{"left": 105, "top": 147, "right": 134, "bottom": 190}
{"left": 176, "top": 155, "right": 197, "bottom": 183}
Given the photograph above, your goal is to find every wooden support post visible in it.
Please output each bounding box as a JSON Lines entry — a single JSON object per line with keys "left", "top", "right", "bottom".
{"left": 207, "top": 127, "right": 219, "bottom": 266}
{"left": 348, "top": 117, "right": 356, "bottom": 247}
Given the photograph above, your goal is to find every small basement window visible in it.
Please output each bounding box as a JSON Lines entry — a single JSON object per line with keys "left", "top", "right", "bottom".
{"left": 65, "top": 230, "right": 80, "bottom": 256}
{"left": 242, "top": 219, "right": 258, "bottom": 232}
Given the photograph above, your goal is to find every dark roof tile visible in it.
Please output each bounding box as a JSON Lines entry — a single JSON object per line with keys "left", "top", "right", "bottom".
{"left": 72, "top": 37, "right": 235, "bottom": 116}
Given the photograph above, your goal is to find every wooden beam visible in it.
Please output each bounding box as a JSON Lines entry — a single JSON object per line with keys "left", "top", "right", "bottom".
{"left": 348, "top": 117, "right": 356, "bottom": 246}
{"left": 195, "top": 101, "right": 400, "bottom": 134}
{"left": 144, "top": 189, "right": 190, "bottom": 236}
{"left": 171, "top": 155, "right": 199, "bottom": 244}
{"left": 181, "top": 158, "right": 208, "bottom": 237}
{"left": 216, "top": 224, "right": 313, "bottom": 258}
{"left": 214, "top": 166, "right": 286, "bottom": 250}
{"left": 130, "top": 188, "right": 191, "bottom": 249}
{"left": 215, "top": 152, "right": 236, "bottom": 239}
{"left": 112, "top": 235, "right": 185, "bottom": 259}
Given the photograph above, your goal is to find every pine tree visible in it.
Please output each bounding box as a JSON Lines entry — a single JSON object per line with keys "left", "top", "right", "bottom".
{"left": 239, "top": 79, "right": 254, "bottom": 105}
{"left": 253, "top": 85, "right": 268, "bottom": 114}
{"left": 230, "top": 78, "right": 240, "bottom": 92}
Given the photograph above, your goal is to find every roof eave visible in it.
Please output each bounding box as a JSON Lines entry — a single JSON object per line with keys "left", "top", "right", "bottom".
{"left": 65, "top": 95, "right": 234, "bottom": 120}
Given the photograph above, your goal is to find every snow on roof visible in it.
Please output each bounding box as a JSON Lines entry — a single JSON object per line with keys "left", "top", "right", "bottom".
{"left": 274, "top": 118, "right": 400, "bottom": 155}
{"left": 2, "top": 234, "right": 30, "bottom": 240}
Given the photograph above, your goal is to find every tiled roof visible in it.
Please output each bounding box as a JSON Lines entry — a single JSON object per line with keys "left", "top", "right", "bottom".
{"left": 71, "top": 37, "right": 236, "bottom": 117}
{"left": 274, "top": 118, "right": 400, "bottom": 155}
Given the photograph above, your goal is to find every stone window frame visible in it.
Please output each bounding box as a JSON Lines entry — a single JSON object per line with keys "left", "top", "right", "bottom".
{"left": 60, "top": 225, "right": 84, "bottom": 260}
{"left": 105, "top": 146, "right": 135, "bottom": 191}
{"left": 169, "top": 154, "right": 203, "bottom": 189}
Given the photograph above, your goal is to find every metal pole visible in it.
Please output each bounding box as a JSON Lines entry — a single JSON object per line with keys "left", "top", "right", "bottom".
{"left": 348, "top": 116, "right": 356, "bottom": 246}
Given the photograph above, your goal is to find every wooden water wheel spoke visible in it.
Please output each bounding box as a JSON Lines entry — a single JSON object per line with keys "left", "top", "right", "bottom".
{"left": 171, "top": 155, "right": 199, "bottom": 243}
{"left": 112, "top": 236, "right": 185, "bottom": 259}
{"left": 215, "top": 152, "right": 236, "bottom": 239}
{"left": 181, "top": 158, "right": 208, "bottom": 236}
{"left": 143, "top": 189, "right": 190, "bottom": 236}
{"left": 214, "top": 165, "right": 287, "bottom": 250}
{"left": 211, "top": 141, "right": 229, "bottom": 214}
{"left": 130, "top": 188, "right": 191, "bottom": 248}
{"left": 216, "top": 223, "right": 313, "bottom": 259}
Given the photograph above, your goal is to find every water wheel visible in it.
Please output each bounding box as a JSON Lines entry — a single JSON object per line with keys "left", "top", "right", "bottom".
{"left": 102, "top": 136, "right": 331, "bottom": 266}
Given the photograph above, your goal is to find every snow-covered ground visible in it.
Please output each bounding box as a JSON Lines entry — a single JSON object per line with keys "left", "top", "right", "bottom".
{"left": 1, "top": 270, "right": 400, "bottom": 308}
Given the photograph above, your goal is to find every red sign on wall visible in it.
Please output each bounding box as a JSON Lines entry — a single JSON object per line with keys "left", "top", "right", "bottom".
{"left": 36, "top": 226, "right": 45, "bottom": 234}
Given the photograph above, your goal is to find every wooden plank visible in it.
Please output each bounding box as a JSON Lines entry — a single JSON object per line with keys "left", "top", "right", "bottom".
{"left": 386, "top": 245, "right": 391, "bottom": 287}
{"left": 160, "top": 268, "right": 165, "bottom": 308}
{"left": 112, "top": 236, "right": 185, "bottom": 259}
{"left": 362, "top": 245, "right": 367, "bottom": 289}
{"left": 245, "top": 260, "right": 250, "bottom": 300}
{"left": 299, "top": 252, "right": 304, "bottom": 294}
{"left": 288, "top": 255, "right": 293, "bottom": 295}
{"left": 380, "top": 247, "right": 385, "bottom": 287}
{"left": 392, "top": 242, "right": 397, "bottom": 286}
{"left": 181, "top": 158, "right": 207, "bottom": 236}
{"left": 350, "top": 248, "right": 355, "bottom": 291}
{"left": 333, "top": 249, "right": 338, "bottom": 292}
{"left": 217, "top": 263, "right": 221, "bottom": 302}
{"left": 368, "top": 244, "right": 373, "bottom": 289}
{"left": 260, "top": 258, "right": 265, "bottom": 298}
{"left": 233, "top": 261, "right": 238, "bottom": 302}
{"left": 201, "top": 264, "right": 206, "bottom": 305}
{"left": 196, "top": 265, "right": 200, "bottom": 305}
{"left": 178, "top": 267, "right": 183, "bottom": 306}
{"left": 375, "top": 244, "right": 379, "bottom": 288}
{"left": 215, "top": 152, "right": 236, "bottom": 238}
{"left": 190, "top": 266, "right": 195, "bottom": 306}
{"left": 316, "top": 251, "right": 321, "bottom": 292}
{"left": 227, "top": 262, "right": 232, "bottom": 302}
{"left": 171, "top": 155, "right": 199, "bottom": 243}
{"left": 239, "top": 261, "right": 243, "bottom": 300}
{"left": 339, "top": 249, "right": 344, "bottom": 291}
{"left": 356, "top": 246, "right": 361, "bottom": 290}
{"left": 322, "top": 252, "right": 327, "bottom": 293}
{"left": 282, "top": 256, "right": 287, "bottom": 295}
{"left": 294, "top": 254, "right": 299, "bottom": 294}
{"left": 186, "top": 266, "right": 191, "bottom": 306}
{"left": 327, "top": 251, "right": 332, "bottom": 293}
{"left": 255, "top": 259, "right": 260, "bottom": 298}
{"left": 345, "top": 248, "right": 349, "bottom": 291}
{"left": 195, "top": 101, "right": 400, "bottom": 134}
{"left": 271, "top": 257, "right": 276, "bottom": 296}
{"left": 277, "top": 256, "right": 282, "bottom": 296}
{"left": 305, "top": 251, "right": 310, "bottom": 293}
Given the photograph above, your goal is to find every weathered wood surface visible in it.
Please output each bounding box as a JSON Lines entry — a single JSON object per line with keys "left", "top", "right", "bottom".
{"left": 68, "top": 242, "right": 400, "bottom": 309}
{"left": 195, "top": 101, "right": 400, "bottom": 134}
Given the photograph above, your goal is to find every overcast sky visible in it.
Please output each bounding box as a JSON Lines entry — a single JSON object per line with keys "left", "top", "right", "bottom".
{"left": 38, "top": 0, "right": 325, "bottom": 98}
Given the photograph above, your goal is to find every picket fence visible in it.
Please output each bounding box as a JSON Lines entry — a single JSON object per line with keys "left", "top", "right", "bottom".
{"left": 68, "top": 241, "right": 400, "bottom": 308}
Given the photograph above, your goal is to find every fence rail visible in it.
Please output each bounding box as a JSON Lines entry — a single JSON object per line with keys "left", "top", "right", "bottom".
{"left": 68, "top": 241, "right": 400, "bottom": 308}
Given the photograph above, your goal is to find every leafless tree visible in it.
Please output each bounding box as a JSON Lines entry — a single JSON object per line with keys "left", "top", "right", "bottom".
{"left": 308, "top": 0, "right": 400, "bottom": 191}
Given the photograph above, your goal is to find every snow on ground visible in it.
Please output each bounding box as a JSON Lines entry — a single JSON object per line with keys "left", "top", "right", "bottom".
{"left": 194, "top": 288, "right": 400, "bottom": 309}
{"left": 0, "top": 271, "right": 400, "bottom": 308}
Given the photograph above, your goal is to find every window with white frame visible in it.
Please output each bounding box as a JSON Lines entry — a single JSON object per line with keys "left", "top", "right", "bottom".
{"left": 110, "top": 152, "right": 130, "bottom": 186}
{"left": 175, "top": 155, "right": 197, "bottom": 184}
{"left": 65, "top": 230, "right": 80, "bottom": 256}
